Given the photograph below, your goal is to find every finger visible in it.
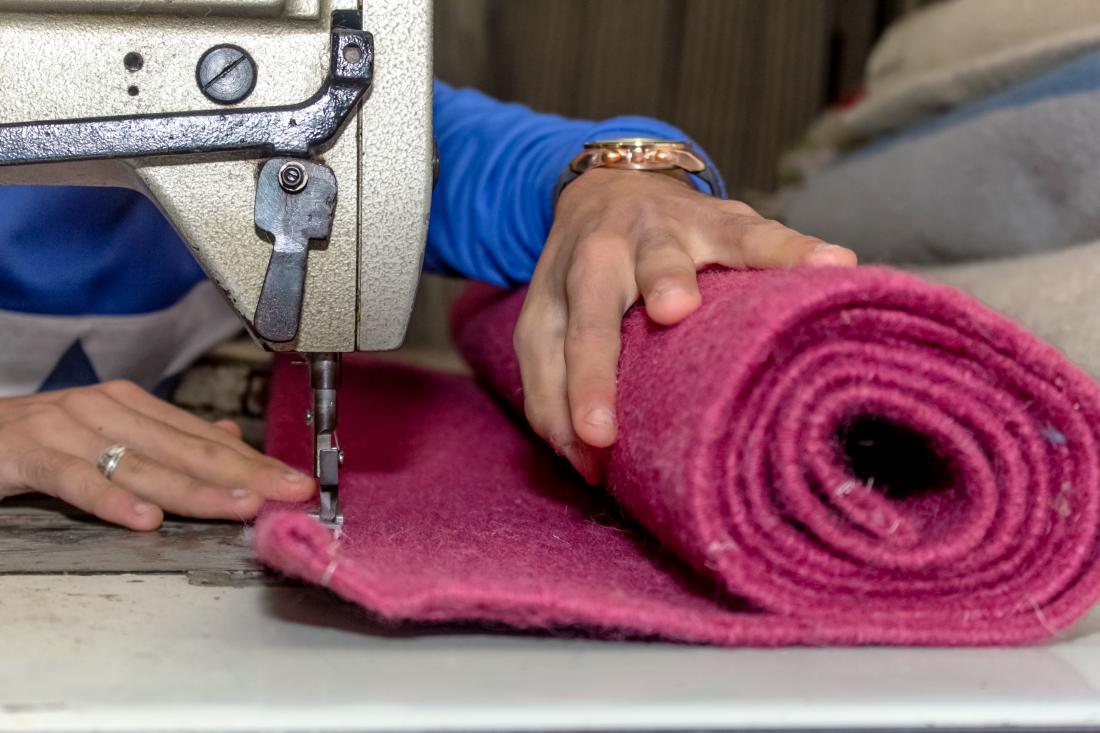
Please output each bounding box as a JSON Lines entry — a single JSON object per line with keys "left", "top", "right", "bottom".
{"left": 9, "top": 443, "right": 162, "bottom": 530}
{"left": 514, "top": 280, "right": 604, "bottom": 484}
{"left": 803, "top": 242, "right": 858, "bottom": 267}
{"left": 635, "top": 233, "right": 703, "bottom": 326}
{"left": 214, "top": 419, "right": 244, "bottom": 439}
{"left": 97, "top": 380, "right": 264, "bottom": 460}
{"left": 705, "top": 206, "right": 857, "bottom": 270}
{"left": 514, "top": 292, "right": 573, "bottom": 447}
{"left": 58, "top": 389, "right": 314, "bottom": 502}
{"left": 563, "top": 239, "right": 633, "bottom": 449}
{"left": 25, "top": 416, "right": 264, "bottom": 521}
{"left": 109, "top": 449, "right": 265, "bottom": 520}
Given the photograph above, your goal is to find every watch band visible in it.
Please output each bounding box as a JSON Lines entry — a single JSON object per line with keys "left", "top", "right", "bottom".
{"left": 553, "top": 139, "right": 723, "bottom": 204}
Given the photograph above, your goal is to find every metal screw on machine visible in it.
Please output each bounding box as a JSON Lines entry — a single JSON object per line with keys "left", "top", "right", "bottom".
{"left": 278, "top": 162, "right": 309, "bottom": 193}
{"left": 196, "top": 45, "right": 257, "bottom": 105}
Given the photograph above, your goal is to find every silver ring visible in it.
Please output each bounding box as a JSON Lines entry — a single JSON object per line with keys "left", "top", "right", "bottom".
{"left": 96, "top": 444, "right": 129, "bottom": 480}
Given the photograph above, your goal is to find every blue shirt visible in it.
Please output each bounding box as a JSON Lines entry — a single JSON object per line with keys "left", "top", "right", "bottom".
{"left": 0, "top": 81, "right": 721, "bottom": 394}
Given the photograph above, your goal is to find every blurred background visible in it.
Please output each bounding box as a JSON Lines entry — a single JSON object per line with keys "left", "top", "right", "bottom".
{"left": 433, "top": 0, "right": 934, "bottom": 200}
{"left": 178, "top": 0, "right": 943, "bottom": 440}
{"left": 398, "top": 0, "right": 936, "bottom": 348}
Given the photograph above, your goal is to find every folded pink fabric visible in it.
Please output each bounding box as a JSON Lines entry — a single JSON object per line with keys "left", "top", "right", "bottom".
{"left": 255, "top": 266, "right": 1100, "bottom": 645}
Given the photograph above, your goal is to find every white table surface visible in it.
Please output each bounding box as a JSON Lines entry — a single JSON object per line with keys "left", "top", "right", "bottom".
{"left": 4, "top": 572, "right": 1100, "bottom": 733}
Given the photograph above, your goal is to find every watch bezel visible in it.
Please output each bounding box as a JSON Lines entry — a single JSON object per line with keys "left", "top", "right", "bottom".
{"left": 571, "top": 139, "right": 704, "bottom": 174}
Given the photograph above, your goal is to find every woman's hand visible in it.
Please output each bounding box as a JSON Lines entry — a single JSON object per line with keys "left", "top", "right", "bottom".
{"left": 0, "top": 380, "right": 315, "bottom": 530}
{"left": 515, "top": 168, "right": 857, "bottom": 483}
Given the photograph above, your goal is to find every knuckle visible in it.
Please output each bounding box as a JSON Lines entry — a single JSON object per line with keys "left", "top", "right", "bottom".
{"left": 732, "top": 217, "right": 785, "bottom": 247}
{"left": 180, "top": 476, "right": 209, "bottom": 500}
{"left": 57, "top": 389, "right": 93, "bottom": 413}
{"left": 194, "top": 438, "right": 230, "bottom": 466}
{"left": 512, "top": 313, "right": 537, "bottom": 351}
{"left": 706, "top": 215, "right": 745, "bottom": 244}
{"left": 713, "top": 206, "right": 761, "bottom": 230}
{"left": 624, "top": 203, "right": 662, "bottom": 234}
{"left": 571, "top": 234, "right": 626, "bottom": 268}
{"left": 21, "top": 403, "right": 68, "bottom": 434}
{"left": 646, "top": 273, "right": 696, "bottom": 296}
{"left": 100, "top": 379, "right": 142, "bottom": 401}
{"left": 24, "top": 401, "right": 63, "bottom": 417}
{"left": 634, "top": 226, "right": 676, "bottom": 253}
{"left": 228, "top": 457, "right": 267, "bottom": 487}
{"left": 15, "top": 446, "right": 58, "bottom": 488}
{"left": 511, "top": 325, "right": 526, "bottom": 354}
{"left": 638, "top": 246, "right": 696, "bottom": 274}
{"left": 757, "top": 218, "right": 790, "bottom": 236}
{"left": 771, "top": 227, "right": 817, "bottom": 251}
{"left": 512, "top": 328, "right": 538, "bottom": 362}
{"left": 567, "top": 319, "right": 618, "bottom": 345}
{"left": 739, "top": 214, "right": 775, "bottom": 229}
{"left": 563, "top": 264, "right": 594, "bottom": 297}
{"left": 722, "top": 199, "right": 757, "bottom": 217}
{"left": 564, "top": 270, "right": 628, "bottom": 307}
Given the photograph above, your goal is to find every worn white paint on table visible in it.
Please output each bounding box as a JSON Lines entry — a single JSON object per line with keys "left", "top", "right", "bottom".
{"left": 4, "top": 572, "right": 1100, "bottom": 733}
{"left": 6, "top": 496, "right": 1100, "bottom": 732}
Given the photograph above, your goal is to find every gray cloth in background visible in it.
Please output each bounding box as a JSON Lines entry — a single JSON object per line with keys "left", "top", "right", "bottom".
{"left": 919, "top": 238, "right": 1100, "bottom": 381}
{"left": 815, "top": 0, "right": 1100, "bottom": 147}
{"left": 785, "top": 52, "right": 1100, "bottom": 265}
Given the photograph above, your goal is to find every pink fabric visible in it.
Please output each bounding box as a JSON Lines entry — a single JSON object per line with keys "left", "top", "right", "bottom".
{"left": 255, "top": 266, "right": 1100, "bottom": 645}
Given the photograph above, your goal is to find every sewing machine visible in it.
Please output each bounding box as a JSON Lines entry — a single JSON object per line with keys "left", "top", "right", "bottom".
{"left": 0, "top": 0, "right": 434, "bottom": 526}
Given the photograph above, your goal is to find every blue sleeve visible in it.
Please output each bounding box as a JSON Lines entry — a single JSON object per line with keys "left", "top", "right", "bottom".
{"left": 0, "top": 186, "right": 204, "bottom": 316}
{"left": 426, "top": 80, "right": 726, "bottom": 287}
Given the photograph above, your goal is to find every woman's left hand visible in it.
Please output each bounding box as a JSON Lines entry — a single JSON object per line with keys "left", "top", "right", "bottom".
{"left": 514, "top": 168, "right": 857, "bottom": 484}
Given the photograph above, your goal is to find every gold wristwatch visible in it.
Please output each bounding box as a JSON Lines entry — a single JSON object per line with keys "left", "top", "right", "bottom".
{"left": 553, "top": 138, "right": 723, "bottom": 203}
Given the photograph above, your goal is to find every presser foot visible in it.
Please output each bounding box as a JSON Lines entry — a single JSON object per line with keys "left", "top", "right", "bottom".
{"left": 309, "top": 495, "right": 344, "bottom": 534}
{"left": 306, "top": 353, "right": 344, "bottom": 535}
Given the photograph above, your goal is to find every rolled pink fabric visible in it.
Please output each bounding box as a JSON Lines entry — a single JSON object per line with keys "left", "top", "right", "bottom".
{"left": 256, "top": 266, "right": 1100, "bottom": 645}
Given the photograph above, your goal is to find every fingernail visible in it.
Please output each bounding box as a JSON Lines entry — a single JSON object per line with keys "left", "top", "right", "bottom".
{"left": 654, "top": 283, "right": 685, "bottom": 297}
{"left": 133, "top": 501, "right": 154, "bottom": 515}
{"left": 231, "top": 488, "right": 253, "bottom": 499}
{"left": 283, "top": 470, "right": 310, "bottom": 482}
{"left": 585, "top": 408, "right": 616, "bottom": 427}
{"left": 814, "top": 242, "right": 840, "bottom": 252}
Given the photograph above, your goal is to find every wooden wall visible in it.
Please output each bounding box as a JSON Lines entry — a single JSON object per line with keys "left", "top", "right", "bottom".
{"left": 433, "top": 0, "right": 921, "bottom": 198}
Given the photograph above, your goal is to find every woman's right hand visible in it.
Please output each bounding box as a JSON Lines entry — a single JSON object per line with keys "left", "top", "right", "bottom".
{"left": 0, "top": 380, "right": 316, "bottom": 530}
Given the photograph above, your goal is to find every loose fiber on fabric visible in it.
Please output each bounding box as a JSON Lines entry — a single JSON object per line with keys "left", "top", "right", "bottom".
{"left": 255, "top": 266, "right": 1100, "bottom": 645}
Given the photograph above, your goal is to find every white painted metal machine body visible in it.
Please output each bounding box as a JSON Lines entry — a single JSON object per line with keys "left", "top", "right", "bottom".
{"left": 0, "top": 0, "right": 435, "bottom": 521}
{"left": 0, "top": 0, "right": 433, "bottom": 353}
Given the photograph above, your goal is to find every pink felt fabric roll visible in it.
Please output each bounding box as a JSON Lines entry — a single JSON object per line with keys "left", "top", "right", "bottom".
{"left": 255, "top": 266, "right": 1100, "bottom": 645}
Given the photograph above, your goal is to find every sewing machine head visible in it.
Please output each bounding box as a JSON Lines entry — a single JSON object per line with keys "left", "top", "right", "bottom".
{"left": 0, "top": 0, "right": 436, "bottom": 526}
